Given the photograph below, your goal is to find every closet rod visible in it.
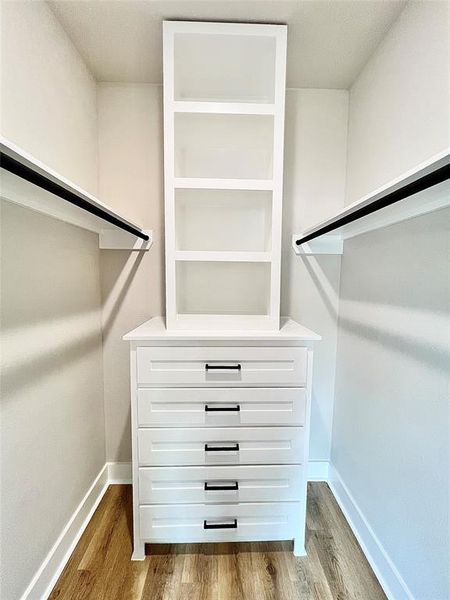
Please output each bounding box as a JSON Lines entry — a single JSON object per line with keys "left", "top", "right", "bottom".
{"left": 295, "top": 162, "right": 450, "bottom": 246}
{"left": 0, "top": 152, "right": 150, "bottom": 241}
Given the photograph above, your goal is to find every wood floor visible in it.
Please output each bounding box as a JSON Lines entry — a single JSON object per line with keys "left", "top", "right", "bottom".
{"left": 49, "top": 483, "right": 386, "bottom": 600}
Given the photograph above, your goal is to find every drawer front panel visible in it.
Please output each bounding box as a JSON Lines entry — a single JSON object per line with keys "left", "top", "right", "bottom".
{"left": 139, "top": 502, "right": 299, "bottom": 543}
{"left": 138, "top": 465, "right": 303, "bottom": 504}
{"left": 137, "top": 388, "right": 306, "bottom": 427}
{"left": 136, "top": 347, "right": 307, "bottom": 387}
{"left": 138, "top": 427, "right": 304, "bottom": 466}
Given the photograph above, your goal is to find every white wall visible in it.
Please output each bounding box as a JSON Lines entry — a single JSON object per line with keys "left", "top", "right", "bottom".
{"left": 1, "top": 205, "right": 105, "bottom": 600}
{"left": 345, "top": 0, "right": 450, "bottom": 204}
{"left": 0, "top": 0, "right": 98, "bottom": 194}
{"left": 332, "top": 208, "right": 449, "bottom": 600}
{"left": 282, "top": 89, "right": 348, "bottom": 461}
{"left": 330, "top": 4, "right": 450, "bottom": 598}
{"left": 97, "top": 85, "right": 348, "bottom": 464}
{"left": 97, "top": 83, "right": 165, "bottom": 461}
{"left": 0, "top": 3, "right": 104, "bottom": 599}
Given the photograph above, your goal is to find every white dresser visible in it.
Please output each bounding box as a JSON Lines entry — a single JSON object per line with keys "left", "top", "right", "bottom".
{"left": 124, "top": 316, "right": 319, "bottom": 559}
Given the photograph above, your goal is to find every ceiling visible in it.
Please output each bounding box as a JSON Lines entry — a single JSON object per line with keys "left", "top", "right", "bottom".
{"left": 48, "top": 0, "right": 407, "bottom": 89}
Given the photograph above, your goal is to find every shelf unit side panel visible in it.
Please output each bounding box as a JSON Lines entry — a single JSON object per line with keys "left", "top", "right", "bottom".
{"left": 269, "top": 28, "right": 288, "bottom": 328}
{"left": 163, "top": 24, "right": 177, "bottom": 330}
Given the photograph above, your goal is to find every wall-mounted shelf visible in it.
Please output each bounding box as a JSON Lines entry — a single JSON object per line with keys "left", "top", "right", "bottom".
{"left": 0, "top": 137, "right": 152, "bottom": 250}
{"left": 293, "top": 150, "right": 450, "bottom": 255}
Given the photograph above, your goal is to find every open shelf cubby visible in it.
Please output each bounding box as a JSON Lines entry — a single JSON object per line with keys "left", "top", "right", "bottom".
{"left": 175, "top": 189, "right": 272, "bottom": 252}
{"left": 176, "top": 261, "right": 271, "bottom": 317}
{"left": 174, "top": 113, "right": 274, "bottom": 180}
{"left": 173, "top": 31, "right": 276, "bottom": 103}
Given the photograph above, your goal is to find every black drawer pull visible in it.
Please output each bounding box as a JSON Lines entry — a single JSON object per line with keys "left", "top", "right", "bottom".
{"left": 204, "top": 519, "right": 237, "bottom": 530}
{"left": 204, "top": 481, "right": 239, "bottom": 491}
{"left": 205, "top": 364, "right": 241, "bottom": 371}
{"left": 204, "top": 443, "right": 240, "bottom": 452}
{"left": 205, "top": 405, "right": 240, "bottom": 412}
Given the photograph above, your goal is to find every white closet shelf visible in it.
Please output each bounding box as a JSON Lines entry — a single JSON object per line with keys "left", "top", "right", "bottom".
{"left": 175, "top": 251, "right": 272, "bottom": 262}
{"left": 173, "top": 101, "right": 276, "bottom": 115}
{"left": 0, "top": 137, "right": 152, "bottom": 250}
{"left": 293, "top": 149, "right": 450, "bottom": 255}
{"left": 174, "top": 178, "right": 273, "bottom": 191}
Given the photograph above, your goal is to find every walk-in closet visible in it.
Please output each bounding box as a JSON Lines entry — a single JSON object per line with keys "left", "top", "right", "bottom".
{"left": 1, "top": 2, "right": 448, "bottom": 599}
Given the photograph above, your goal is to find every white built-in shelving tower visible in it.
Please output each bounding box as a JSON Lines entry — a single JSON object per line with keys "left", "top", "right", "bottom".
{"left": 163, "top": 21, "right": 287, "bottom": 331}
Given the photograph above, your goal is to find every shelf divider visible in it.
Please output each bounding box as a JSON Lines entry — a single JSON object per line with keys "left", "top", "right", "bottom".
{"left": 173, "top": 101, "right": 276, "bottom": 115}
{"left": 175, "top": 251, "right": 272, "bottom": 262}
{"left": 174, "top": 177, "right": 274, "bottom": 191}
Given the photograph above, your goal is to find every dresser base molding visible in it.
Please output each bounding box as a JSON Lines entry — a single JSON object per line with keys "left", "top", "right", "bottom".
{"left": 132, "top": 538, "right": 307, "bottom": 562}
{"left": 132, "top": 543, "right": 146, "bottom": 561}
{"left": 132, "top": 536, "right": 307, "bottom": 561}
{"left": 293, "top": 540, "right": 307, "bottom": 557}
{"left": 132, "top": 543, "right": 306, "bottom": 561}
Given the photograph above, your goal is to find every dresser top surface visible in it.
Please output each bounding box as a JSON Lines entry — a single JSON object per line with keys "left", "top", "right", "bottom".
{"left": 123, "top": 316, "right": 320, "bottom": 342}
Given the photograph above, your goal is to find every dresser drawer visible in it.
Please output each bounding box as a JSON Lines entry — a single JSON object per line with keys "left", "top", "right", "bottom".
{"left": 139, "top": 465, "right": 302, "bottom": 504}
{"left": 139, "top": 502, "right": 299, "bottom": 543}
{"left": 138, "top": 427, "right": 304, "bottom": 466}
{"left": 136, "top": 346, "right": 307, "bottom": 387}
{"left": 137, "top": 387, "right": 306, "bottom": 427}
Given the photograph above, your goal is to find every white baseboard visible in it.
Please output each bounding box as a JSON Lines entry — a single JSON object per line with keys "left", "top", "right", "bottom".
{"left": 328, "top": 464, "right": 414, "bottom": 600}
{"left": 20, "top": 464, "right": 109, "bottom": 600}
{"left": 307, "top": 460, "right": 329, "bottom": 481}
{"left": 107, "top": 461, "right": 132, "bottom": 483}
